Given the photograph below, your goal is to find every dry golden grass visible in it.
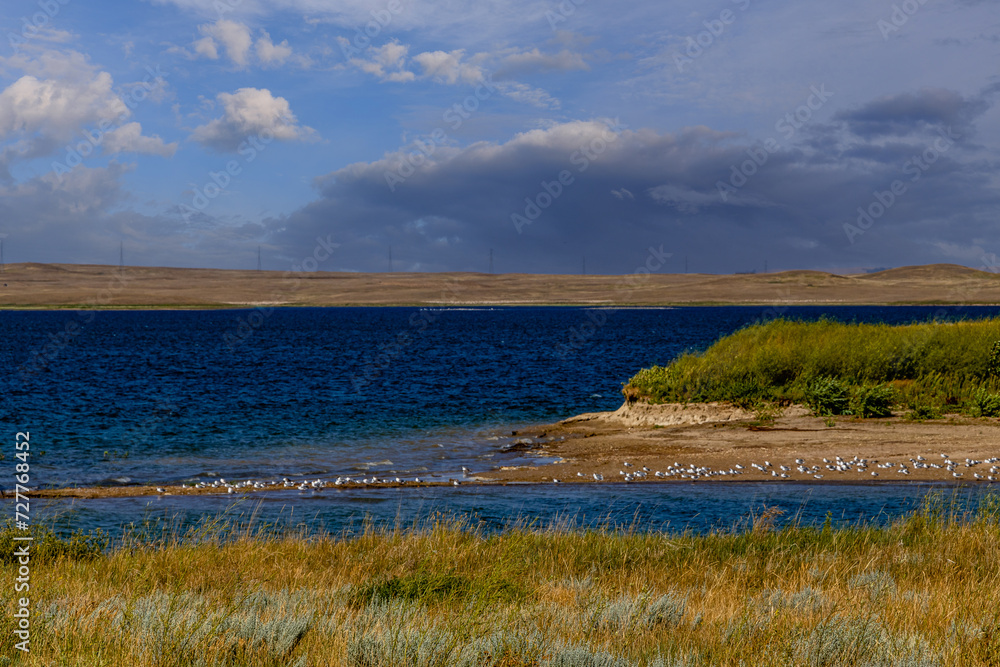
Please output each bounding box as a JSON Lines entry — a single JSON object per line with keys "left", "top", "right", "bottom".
{"left": 2, "top": 493, "right": 999, "bottom": 665}
{"left": 2, "top": 262, "right": 1000, "bottom": 307}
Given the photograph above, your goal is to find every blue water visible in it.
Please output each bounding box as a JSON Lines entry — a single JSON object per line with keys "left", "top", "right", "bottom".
{"left": 2, "top": 305, "right": 999, "bottom": 535}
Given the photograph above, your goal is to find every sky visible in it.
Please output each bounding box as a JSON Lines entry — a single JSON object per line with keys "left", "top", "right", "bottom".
{"left": 0, "top": 0, "right": 998, "bottom": 275}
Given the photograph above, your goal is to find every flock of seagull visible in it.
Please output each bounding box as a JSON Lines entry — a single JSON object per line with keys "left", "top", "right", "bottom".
{"left": 557, "top": 454, "right": 1000, "bottom": 484}
{"left": 154, "top": 456, "right": 998, "bottom": 494}
{"left": 158, "top": 473, "right": 465, "bottom": 494}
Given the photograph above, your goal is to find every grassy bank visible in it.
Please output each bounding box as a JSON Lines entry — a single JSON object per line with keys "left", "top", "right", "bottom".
{"left": 2, "top": 495, "right": 999, "bottom": 666}
{"left": 625, "top": 318, "right": 1000, "bottom": 418}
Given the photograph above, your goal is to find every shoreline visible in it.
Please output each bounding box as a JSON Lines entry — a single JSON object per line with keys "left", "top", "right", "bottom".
{"left": 476, "top": 401, "right": 1000, "bottom": 484}
{"left": 6, "top": 300, "right": 1000, "bottom": 312}
{"left": 23, "top": 401, "right": 1000, "bottom": 498}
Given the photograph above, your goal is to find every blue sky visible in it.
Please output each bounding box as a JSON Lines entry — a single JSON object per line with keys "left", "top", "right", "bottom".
{"left": 1, "top": 0, "right": 999, "bottom": 274}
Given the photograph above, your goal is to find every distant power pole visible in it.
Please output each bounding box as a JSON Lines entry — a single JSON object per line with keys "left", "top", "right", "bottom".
{"left": 489, "top": 248, "right": 494, "bottom": 274}
{"left": 684, "top": 255, "right": 689, "bottom": 274}
{"left": 257, "top": 246, "right": 262, "bottom": 272}
{"left": 388, "top": 246, "right": 393, "bottom": 273}
{"left": 119, "top": 241, "right": 124, "bottom": 274}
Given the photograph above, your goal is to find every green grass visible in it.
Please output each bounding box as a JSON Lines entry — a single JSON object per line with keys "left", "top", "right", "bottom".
{"left": 624, "top": 318, "right": 1000, "bottom": 416}
{"left": 0, "top": 522, "right": 107, "bottom": 564}
{"left": 2, "top": 494, "right": 999, "bottom": 665}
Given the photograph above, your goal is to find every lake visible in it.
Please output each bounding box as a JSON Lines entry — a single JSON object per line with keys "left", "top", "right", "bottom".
{"left": 2, "top": 304, "right": 998, "bottom": 535}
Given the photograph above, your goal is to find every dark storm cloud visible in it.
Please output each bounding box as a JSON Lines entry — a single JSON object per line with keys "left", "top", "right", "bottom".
{"left": 834, "top": 87, "right": 991, "bottom": 140}
{"left": 265, "top": 88, "right": 1000, "bottom": 274}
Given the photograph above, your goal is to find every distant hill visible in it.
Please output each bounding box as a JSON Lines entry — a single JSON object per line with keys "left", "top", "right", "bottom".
{"left": 0, "top": 263, "right": 998, "bottom": 308}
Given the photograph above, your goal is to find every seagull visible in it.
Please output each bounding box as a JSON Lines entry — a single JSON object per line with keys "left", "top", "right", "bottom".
{"left": 593, "top": 473, "right": 604, "bottom": 481}
{"left": 156, "top": 487, "right": 165, "bottom": 493}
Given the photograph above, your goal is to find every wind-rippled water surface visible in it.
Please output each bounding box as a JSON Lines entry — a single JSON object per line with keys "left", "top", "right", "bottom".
{"left": 3, "top": 304, "right": 999, "bottom": 534}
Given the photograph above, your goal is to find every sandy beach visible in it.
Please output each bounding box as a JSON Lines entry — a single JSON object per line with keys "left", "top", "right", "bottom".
{"left": 29, "top": 400, "right": 1000, "bottom": 498}
{"left": 477, "top": 401, "right": 1000, "bottom": 484}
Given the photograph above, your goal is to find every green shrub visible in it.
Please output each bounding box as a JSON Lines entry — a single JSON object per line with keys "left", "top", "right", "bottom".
{"left": 906, "top": 403, "right": 941, "bottom": 420}
{"left": 723, "top": 375, "right": 771, "bottom": 409}
{"left": 969, "top": 387, "right": 1000, "bottom": 417}
{"left": 624, "top": 319, "right": 1000, "bottom": 417}
{"left": 849, "top": 385, "right": 895, "bottom": 418}
{"left": 804, "top": 377, "right": 851, "bottom": 416}
{"left": 986, "top": 340, "right": 1000, "bottom": 377}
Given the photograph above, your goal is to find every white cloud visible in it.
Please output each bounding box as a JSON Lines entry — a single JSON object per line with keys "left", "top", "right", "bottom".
{"left": 185, "top": 21, "right": 302, "bottom": 69}
{"left": 341, "top": 43, "right": 559, "bottom": 107}
{"left": 103, "top": 122, "right": 178, "bottom": 157}
{"left": 190, "top": 87, "right": 316, "bottom": 151}
{"left": 493, "top": 80, "right": 559, "bottom": 109}
{"left": 197, "top": 19, "right": 253, "bottom": 67}
{"left": 255, "top": 30, "right": 293, "bottom": 65}
{"left": 412, "top": 49, "right": 484, "bottom": 85}
{"left": 0, "top": 49, "right": 175, "bottom": 179}
{"left": 344, "top": 40, "right": 414, "bottom": 82}
{"left": 0, "top": 73, "right": 127, "bottom": 140}
{"left": 192, "top": 36, "right": 219, "bottom": 59}
{"left": 494, "top": 48, "right": 588, "bottom": 77}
